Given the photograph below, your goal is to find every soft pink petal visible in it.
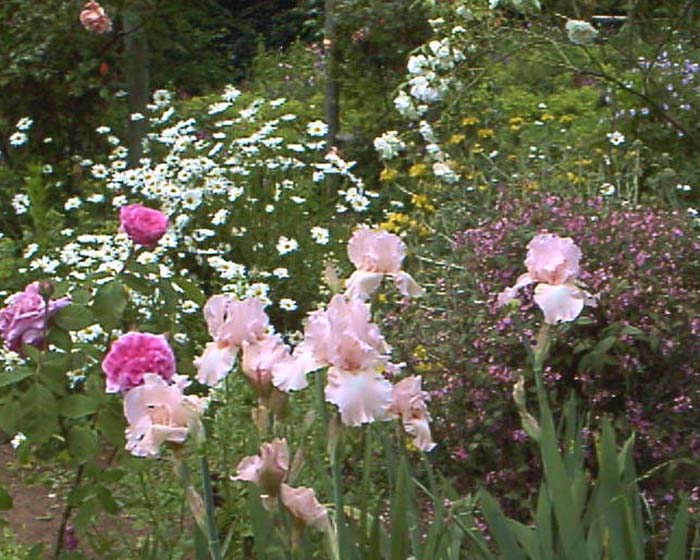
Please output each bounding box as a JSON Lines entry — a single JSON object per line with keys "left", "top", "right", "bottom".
{"left": 203, "top": 295, "right": 231, "bottom": 338}
{"left": 404, "top": 417, "right": 436, "bottom": 452}
{"left": 496, "top": 273, "right": 533, "bottom": 307}
{"left": 280, "top": 484, "right": 329, "bottom": 530}
{"left": 344, "top": 270, "right": 384, "bottom": 301}
{"left": 194, "top": 342, "right": 237, "bottom": 386}
{"left": 525, "top": 234, "right": 581, "bottom": 285}
{"left": 324, "top": 367, "right": 393, "bottom": 426}
{"left": 271, "top": 343, "right": 321, "bottom": 392}
{"left": 534, "top": 283, "right": 585, "bottom": 324}
{"left": 348, "top": 226, "right": 405, "bottom": 273}
{"left": 391, "top": 271, "right": 423, "bottom": 298}
{"left": 233, "top": 439, "right": 289, "bottom": 497}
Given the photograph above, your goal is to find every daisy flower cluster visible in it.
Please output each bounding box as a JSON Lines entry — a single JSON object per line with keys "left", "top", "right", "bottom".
{"left": 13, "top": 85, "right": 383, "bottom": 341}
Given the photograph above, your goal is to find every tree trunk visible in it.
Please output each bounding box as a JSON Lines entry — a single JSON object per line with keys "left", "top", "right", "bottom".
{"left": 324, "top": 0, "right": 339, "bottom": 150}
{"left": 123, "top": 8, "right": 149, "bottom": 168}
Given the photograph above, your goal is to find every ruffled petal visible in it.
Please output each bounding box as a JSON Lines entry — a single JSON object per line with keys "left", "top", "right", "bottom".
{"left": 344, "top": 270, "right": 384, "bottom": 301}
{"left": 391, "top": 271, "right": 423, "bottom": 298}
{"left": 324, "top": 367, "right": 393, "bottom": 426}
{"left": 534, "top": 283, "right": 585, "bottom": 324}
{"left": 403, "top": 417, "right": 436, "bottom": 452}
{"left": 497, "top": 273, "right": 533, "bottom": 307}
{"left": 194, "top": 342, "right": 237, "bottom": 386}
{"left": 203, "top": 295, "right": 231, "bottom": 338}
{"left": 280, "top": 484, "right": 329, "bottom": 530}
{"left": 271, "top": 343, "right": 322, "bottom": 392}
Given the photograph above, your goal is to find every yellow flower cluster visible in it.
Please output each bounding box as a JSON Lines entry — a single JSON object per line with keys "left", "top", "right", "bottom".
{"left": 411, "top": 193, "right": 436, "bottom": 213}
{"left": 380, "top": 168, "right": 398, "bottom": 182}
{"left": 409, "top": 163, "right": 428, "bottom": 177}
{"left": 462, "top": 116, "right": 480, "bottom": 126}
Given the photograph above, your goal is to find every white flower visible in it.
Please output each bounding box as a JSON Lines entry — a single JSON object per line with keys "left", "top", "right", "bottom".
{"left": 373, "top": 130, "right": 406, "bottom": 160}
{"left": 181, "top": 300, "right": 199, "bottom": 314}
{"left": 16, "top": 117, "right": 33, "bottom": 131}
{"left": 276, "top": 236, "right": 299, "bottom": 255}
{"left": 565, "top": 20, "right": 598, "bottom": 45}
{"left": 130, "top": 112, "right": 145, "bottom": 121}
{"left": 64, "top": 197, "right": 83, "bottom": 210}
{"left": 279, "top": 298, "right": 297, "bottom": 311}
{"left": 10, "top": 433, "right": 26, "bottom": 449}
{"left": 272, "top": 267, "right": 289, "bottom": 279}
{"left": 599, "top": 183, "right": 616, "bottom": 196}
{"left": 152, "top": 89, "right": 173, "bottom": 108}
{"left": 96, "top": 126, "right": 111, "bottom": 134}
{"left": 11, "top": 193, "right": 30, "bottom": 214}
{"left": 9, "top": 132, "right": 28, "bottom": 147}
{"left": 607, "top": 131, "right": 625, "bottom": 146}
{"left": 222, "top": 85, "right": 241, "bottom": 103}
{"left": 310, "top": 226, "right": 330, "bottom": 245}
{"left": 432, "top": 162, "right": 459, "bottom": 183}
{"left": 307, "top": 120, "right": 329, "bottom": 137}
{"left": 208, "top": 102, "right": 231, "bottom": 115}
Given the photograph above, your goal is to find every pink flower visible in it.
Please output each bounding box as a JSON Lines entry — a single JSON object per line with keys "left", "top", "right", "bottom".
{"left": 241, "top": 335, "right": 292, "bottom": 399}
{"left": 0, "top": 282, "right": 70, "bottom": 352}
{"left": 525, "top": 233, "right": 581, "bottom": 284}
{"left": 195, "top": 296, "right": 270, "bottom": 386}
{"left": 272, "top": 295, "right": 388, "bottom": 388}
{"left": 272, "top": 295, "right": 393, "bottom": 425}
{"left": 280, "top": 484, "right": 329, "bottom": 531}
{"left": 324, "top": 367, "right": 393, "bottom": 426}
{"left": 119, "top": 204, "right": 169, "bottom": 247}
{"left": 102, "top": 332, "right": 176, "bottom": 393}
{"left": 124, "top": 374, "right": 203, "bottom": 458}
{"left": 387, "top": 376, "right": 436, "bottom": 452}
{"left": 234, "top": 439, "right": 290, "bottom": 498}
{"left": 345, "top": 226, "right": 423, "bottom": 300}
{"left": 498, "top": 233, "right": 596, "bottom": 324}
{"left": 79, "top": 1, "right": 113, "bottom": 34}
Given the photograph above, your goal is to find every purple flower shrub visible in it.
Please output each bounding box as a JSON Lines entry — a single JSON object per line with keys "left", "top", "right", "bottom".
{"left": 389, "top": 190, "right": 700, "bottom": 514}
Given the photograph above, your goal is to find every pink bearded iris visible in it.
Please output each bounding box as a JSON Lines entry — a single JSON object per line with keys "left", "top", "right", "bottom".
{"left": 194, "top": 296, "right": 269, "bottom": 386}
{"left": 280, "top": 484, "right": 329, "bottom": 531}
{"left": 498, "top": 233, "right": 596, "bottom": 324}
{"left": 241, "top": 335, "right": 293, "bottom": 400}
{"left": 123, "top": 374, "right": 203, "bottom": 458}
{"left": 388, "top": 376, "right": 436, "bottom": 452}
{"left": 234, "top": 439, "right": 290, "bottom": 503}
{"left": 272, "top": 294, "right": 393, "bottom": 426}
{"left": 345, "top": 226, "right": 423, "bottom": 300}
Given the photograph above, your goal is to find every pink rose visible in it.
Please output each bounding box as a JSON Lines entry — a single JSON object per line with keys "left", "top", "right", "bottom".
{"left": 0, "top": 282, "right": 71, "bottom": 352}
{"left": 79, "top": 1, "right": 113, "bottom": 34}
{"left": 102, "top": 332, "right": 176, "bottom": 393}
{"left": 119, "top": 204, "right": 169, "bottom": 247}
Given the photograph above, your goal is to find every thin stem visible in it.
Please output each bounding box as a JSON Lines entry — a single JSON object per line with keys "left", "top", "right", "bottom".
{"left": 53, "top": 464, "right": 85, "bottom": 559}
{"left": 199, "top": 456, "right": 223, "bottom": 560}
{"left": 314, "top": 370, "right": 348, "bottom": 558}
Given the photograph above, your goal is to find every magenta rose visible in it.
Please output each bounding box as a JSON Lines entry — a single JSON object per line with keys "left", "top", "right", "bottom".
{"left": 102, "top": 332, "right": 176, "bottom": 393}
{"left": 119, "top": 204, "right": 169, "bottom": 247}
{"left": 0, "top": 282, "right": 71, "bottom": 353}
